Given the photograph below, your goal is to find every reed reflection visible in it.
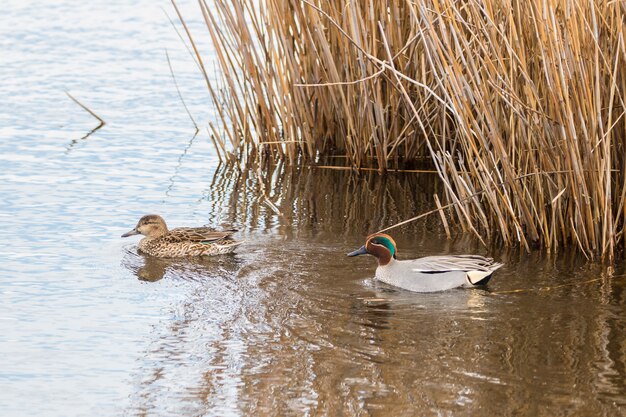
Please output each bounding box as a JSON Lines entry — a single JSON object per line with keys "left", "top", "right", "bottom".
{"left": 205, "top": 161, "right": 442, "bottom": 240}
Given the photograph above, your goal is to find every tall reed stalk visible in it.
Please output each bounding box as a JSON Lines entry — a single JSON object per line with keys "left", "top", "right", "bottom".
{"left": 177, "top": 0, "right": 626, "bottom": 260}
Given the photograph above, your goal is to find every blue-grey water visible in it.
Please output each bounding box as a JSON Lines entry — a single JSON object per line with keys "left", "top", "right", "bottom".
{"left": 1, "top": 1, "right": 625, "bottom": 416}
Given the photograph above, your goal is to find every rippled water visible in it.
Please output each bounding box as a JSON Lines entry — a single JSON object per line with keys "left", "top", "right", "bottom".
{"left": 1, "top": 1, "right": 626, "bottom": 416}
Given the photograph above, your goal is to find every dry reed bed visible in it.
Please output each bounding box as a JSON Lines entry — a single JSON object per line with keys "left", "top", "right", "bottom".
{"left": 175, "top": 0, "right": 626, "bottom": 260}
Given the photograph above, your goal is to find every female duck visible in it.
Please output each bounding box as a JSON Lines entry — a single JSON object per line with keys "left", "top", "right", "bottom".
{"left": 122, "top": 214, "right": 242, "bottom": 258}
{"left": 348, "top": 233, "right": 502, "bottom": 292}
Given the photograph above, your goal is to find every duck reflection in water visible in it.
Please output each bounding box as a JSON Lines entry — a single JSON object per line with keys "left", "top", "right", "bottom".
{"left": 121, "top": 247, "right": 243, "bottom": 283}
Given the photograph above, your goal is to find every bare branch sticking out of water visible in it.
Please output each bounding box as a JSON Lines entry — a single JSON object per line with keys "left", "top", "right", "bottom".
{"left": 161, "top": 7, "right": 202, "bottom": 72}
{"left": 165, "top": 49, "right": 198, "bottom": 132}
{"left": 64, "top": 91, "right": 105, "bottom": 153}
{"left": 65, "top": 91, "right": 106, "bottom": 125}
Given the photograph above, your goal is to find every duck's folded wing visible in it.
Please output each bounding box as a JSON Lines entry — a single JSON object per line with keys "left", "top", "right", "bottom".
{"left": 410, "top": 255, "right": 502, "bottom": 272}
{"left": 167, "top": 227, "right": 237, "bottom": 243}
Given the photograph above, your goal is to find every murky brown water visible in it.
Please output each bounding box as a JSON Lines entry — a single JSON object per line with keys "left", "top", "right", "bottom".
{"left": 119, "top": 165, "right": 626, "bottom": 416}
{"left": 1, "top": 1, "right": 626, "bottom": 416}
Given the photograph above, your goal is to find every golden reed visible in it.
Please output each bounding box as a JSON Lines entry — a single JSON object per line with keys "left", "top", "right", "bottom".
{"left": 174, "top": 0, "right": 626, "bottom": 260}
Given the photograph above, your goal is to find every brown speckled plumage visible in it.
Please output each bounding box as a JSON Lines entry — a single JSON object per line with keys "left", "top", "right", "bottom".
{"left": 122, "top": 214, "right": 242, "bottom": 258}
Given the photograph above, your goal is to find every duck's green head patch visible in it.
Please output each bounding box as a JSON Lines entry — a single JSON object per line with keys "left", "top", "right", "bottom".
{"left": 367, "top": 234, "right": 397, "bottom": 259}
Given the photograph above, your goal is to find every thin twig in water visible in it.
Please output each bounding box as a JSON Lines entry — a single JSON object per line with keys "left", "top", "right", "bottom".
{"left": 161, "top": 7, "right": 202, "bottom": 71}
{"left": 65, "top": 91, "right": 105, "bottom": 153}
{"left": 165, "top": 49, "right": 199, "bottom": 131}
{"left": 65, "top": 91, "right": 106, "bottom": 124}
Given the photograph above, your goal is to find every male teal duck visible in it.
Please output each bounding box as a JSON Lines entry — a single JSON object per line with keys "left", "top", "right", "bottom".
{"left": 122, "top": 214, "right": 242, "bottom": 258}
{"left": 348, "top": 233, "right": 503, "bottom": 292}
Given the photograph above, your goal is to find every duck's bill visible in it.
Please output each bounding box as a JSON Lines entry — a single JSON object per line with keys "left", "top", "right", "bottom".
{"left": 347, "top": 245, "right": 367, "bottom": 257}
{"left": 121, "top": 229, "right": 139, "bottom": 238}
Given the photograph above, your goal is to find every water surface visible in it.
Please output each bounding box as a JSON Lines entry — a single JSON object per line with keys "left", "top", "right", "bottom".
{"left": 1, "top": 1, "right": 625, "bottom": 416}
